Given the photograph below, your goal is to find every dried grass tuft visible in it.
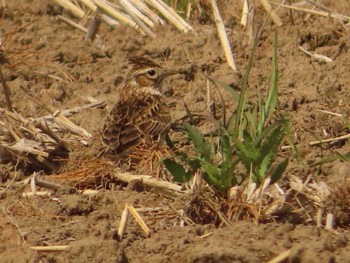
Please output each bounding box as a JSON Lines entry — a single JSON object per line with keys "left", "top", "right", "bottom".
{"left": 226, "top": 175, "right": 332, "bottom": 224}
{"left": 325, "top": 179, "right": 350, "bottom": 226}
{"left": 125, "top": 144, "right": 172, "bottom": 181}
{"left": 49, "top": 159, "right": 116, "bottom": 189}
{"left": 49, "top": 157, "right": 186, "bottom": 197}
{"left": 0, "top": 108, "right": 69, "bottom": 171}
{"left": 186, "top": 194, "right": 224, "bottom": 226}
{"left": 0, "top": 96, "right": 99, "bottom": 171}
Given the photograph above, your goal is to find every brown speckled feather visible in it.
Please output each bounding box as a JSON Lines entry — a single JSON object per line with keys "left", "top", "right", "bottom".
{"left": 102, "top": 57, "right": 175, "bottom": 154}
{"left": 128, "top": 56, "right": 161, "bottom": 69}
{"left": 102, "top": 95, "right": 171, "bottom": 153}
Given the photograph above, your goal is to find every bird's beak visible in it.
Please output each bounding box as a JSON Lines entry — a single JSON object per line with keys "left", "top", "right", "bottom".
{"left": 161, "top": 69, "right": 180, "bottom": 78}
{"left": 155, "top": 70, "right": 180, "bottom": 87}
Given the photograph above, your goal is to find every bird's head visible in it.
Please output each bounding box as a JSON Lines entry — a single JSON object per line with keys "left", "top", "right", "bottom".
{"left": 123, "top": 57, "right": 177, "bottom": 96}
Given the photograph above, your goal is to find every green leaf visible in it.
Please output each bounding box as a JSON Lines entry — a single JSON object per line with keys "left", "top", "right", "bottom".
{"left": 233, "top": 39, "right": 258, "bottom": 139}
{"left": 270, "top": 158, "right": 289, "bottom": 184}
{"left": 283, "top": 122, "right": 300, "bottom": 161}
{"left": 238, "top": 113, "right": 247, "bottom": 139}
{"left": 235, "top": 140, "right": 259, "bottom": 162}
{"left": 199, "top": 159, "right": 224, "bottom": 190}
{"left": 265, "top": 31, "right": 279, "bottom": 122}
{"left": 242, "top": 127, "right": 254, "bottom": 142}
{"left": 219, "top": 128, "right": 232, "bottom": 161}
{"left": 220, "top": 128, "right": 236, "bottom": 188}
{"left": 218, "top": 128, "right": 237, "bottom": 187}
{"left": 184, "top": 123, "right": 214, "bottom": 161}
{"left": 209, "top": 77, "right": 240, "bottom": 102}
{"left": 254, "top": 119, "right": 286, "bottom": 146}
{"left": 163, "top": 158, "right": 192, "bottom": 182}
{"left": 255, "top": 120, "right": 286, "bottom": 182}
{"left": 220, "top": 159, "right": 237, "bottom": 187}
{"left": 245, "top": 109, "right": 257, "bottom": 139}
{"left": 257, "top": 88, "right": 265, "bottom": 134}
{"left": 257, "top": 31, "right": 278, "bottom": 134}
{"left": 205, "top": 77, "right": 240, "bottom": 131}
{"left": 165, "top": 134, "right": 175, "bottom": 149}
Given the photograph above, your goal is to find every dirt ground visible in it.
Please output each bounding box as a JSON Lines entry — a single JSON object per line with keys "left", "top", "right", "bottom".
{"left": 1, "top": 0, "right": 350, "bottom": 262}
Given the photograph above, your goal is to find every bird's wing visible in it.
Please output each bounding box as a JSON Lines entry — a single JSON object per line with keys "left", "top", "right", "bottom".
{"left": 102, "top": 96, "right": 171, "bottom": 153}
{"left": 102, "top": 103, "right": 139, "bottom": 152}
{"left": 135, "top": 97, "right": 171, "bottom": 140}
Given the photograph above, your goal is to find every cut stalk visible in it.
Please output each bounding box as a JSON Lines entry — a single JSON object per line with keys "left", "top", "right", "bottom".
{"left": 269, "top": 1, "right": 350, "bottom": 22}
{"left": 258, "top": 0, "right": 283, "bottom": 26}
{"left": 146, "top": 0, "right": 191, "bottom": 32}
{"left": 128, "top": 204, "right": 150, "bottom": 236}
{"left": 31, "top": 245, "right": 69, "bottom": 252}
{"left": 54, "top": 0, "right": 84, "bottom": 18}
{"left": 117, "top": 204, "right": 130, "bottom": 240}
{"left": 210, "top": 0, "right": 237, "bottom": 72}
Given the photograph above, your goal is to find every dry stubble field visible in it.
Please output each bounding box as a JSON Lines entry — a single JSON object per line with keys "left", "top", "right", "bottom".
{"left": 1, "top": 0, "right": 350, "bottom": 262}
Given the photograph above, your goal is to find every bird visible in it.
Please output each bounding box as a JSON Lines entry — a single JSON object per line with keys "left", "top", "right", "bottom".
{"left": 102, "top": 56, "right": 178, "bottom": 155}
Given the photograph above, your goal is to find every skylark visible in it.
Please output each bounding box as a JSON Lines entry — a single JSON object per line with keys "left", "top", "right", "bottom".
{"left": 102, "top": 57, "right": 177, "bottom": 155}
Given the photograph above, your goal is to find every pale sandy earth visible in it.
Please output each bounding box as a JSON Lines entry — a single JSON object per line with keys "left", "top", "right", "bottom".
{"left": 0, "top": 1, "right": 350, "bottom": 262}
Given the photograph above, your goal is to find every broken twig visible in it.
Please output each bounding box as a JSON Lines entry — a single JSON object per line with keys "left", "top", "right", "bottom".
{"left": 309, "top": 133, "right": 350, "bottom": 146}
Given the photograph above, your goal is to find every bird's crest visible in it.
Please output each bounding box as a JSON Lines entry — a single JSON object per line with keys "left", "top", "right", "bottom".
{"left": 128, "top": 56, "right": 161, "bottom": 70}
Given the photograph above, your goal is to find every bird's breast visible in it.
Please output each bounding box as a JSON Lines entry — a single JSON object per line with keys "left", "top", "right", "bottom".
{"left": 139, "top": 87, "right": 162, "bottom": 96}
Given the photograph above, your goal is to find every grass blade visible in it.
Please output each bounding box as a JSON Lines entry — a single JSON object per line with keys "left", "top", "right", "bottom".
{"left": 207, "top": 76, "right": 240, "bottom": 102}
{"left": 256, "top": 120, "right": 286, "bottom": 182}
{"left": 232, "top": 39, "right": 258, "bottom": 138}
{"left": 258, "top": 31, "right": 278, "bottom": 133}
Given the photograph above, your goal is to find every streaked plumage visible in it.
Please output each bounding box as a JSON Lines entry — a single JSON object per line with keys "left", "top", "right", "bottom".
{"left": 102, "top": 57, "right": 176, "bottom": 154}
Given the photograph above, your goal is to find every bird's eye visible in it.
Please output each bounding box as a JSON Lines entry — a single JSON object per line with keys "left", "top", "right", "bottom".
{"left": 147, "top": 69, "right": 157, "bottom": 77}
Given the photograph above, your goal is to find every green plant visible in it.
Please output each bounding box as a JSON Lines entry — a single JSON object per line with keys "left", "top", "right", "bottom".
{"left": 163, "top": 0, "right": 191, "bottom": 17}
{"left": 164, "top": 123, "right": 238, "bottom": 191}
{"left": 229, "top": 32, "right": 289, "bottom": 184}
{"left": 164, "top": 32, "right": 290, "bottom": 193}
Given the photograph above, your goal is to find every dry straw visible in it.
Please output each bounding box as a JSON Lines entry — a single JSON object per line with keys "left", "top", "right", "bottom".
{"left": 267, "top": 249, "right": 291, "bottom": 263}
{"left": 269, "top": 1, "right": 350, "bottom": 22}
{"left": 54, "top": 1, "right": 247, "bottom": 71}
{"left": 227, "top": 175, "right": 331, "bottom": 223}
{"left": 210, "top": 0, "right": 237, "bottom": 72}
{"left": 298, "top": 45, "right": 333, "bottom": 63}
{"left": 53, "top": 0, "right": 194, "bottom": 35}
{"left": 54, "top": 0, "right": 85, "bottom": 18}
{"left": 0, "top": 76, "right": 102, "bottom": 170}
{"left": 117, "top": 203, "right": 150, "bottom": 240}
{"left": 258, "top": 0, "right": 283, "bottom": 26}
{"left": 241, "top": 0, "right": 249, "bottom": 26}
{"left": 50, "top": 158, "right": 187, "bottom": 197}
{"left": 31, "top": 245, "right": 69, "bottom": 252}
